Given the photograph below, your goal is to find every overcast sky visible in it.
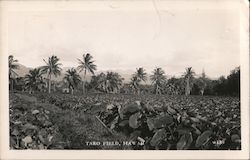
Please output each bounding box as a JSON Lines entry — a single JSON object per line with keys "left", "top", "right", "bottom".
{"left": 8, "top": 0, "right": 240, "bottom": 78}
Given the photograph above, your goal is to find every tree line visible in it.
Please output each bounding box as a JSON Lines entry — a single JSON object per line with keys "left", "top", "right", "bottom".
{"left": 9, "top": 54, "right": 240, "bottom": 97}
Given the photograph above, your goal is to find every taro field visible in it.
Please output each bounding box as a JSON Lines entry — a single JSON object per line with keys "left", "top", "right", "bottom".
{"left": 9, "top": 92, "right": 241, "bottom": 150}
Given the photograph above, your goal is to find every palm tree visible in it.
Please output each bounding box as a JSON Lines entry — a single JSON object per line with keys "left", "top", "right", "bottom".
{"left": 129, "top": 75, "right": 140, "bottom": 94}
{"left": 24, "top": 68, "right": 44, "bottom": 94}
{"left": 89, "top": 72, "right": 106, "bottom": 92}
{"left": 64, "top": 68, "right": 81, "bottom": 95}
{"left": 90, "top": 72, "right": 123, "bottom": 93}
{"left": 105, "top": 72, "right": 124, "bottom": 93}
{"left": 41, "top": 55, "right": 62, "bottom": 94}
{"left": 134, "top": 67, "right": 147, "bottom": 82}
{"left": 183, "top": 67, "right": 195, "bottom": 96}
{"left": 132, "top": 67, "right": 147, "bottom": 94}
{"left": 9, "top": 55, "right": 19, "bottom": 90}
{"left": 77, "top": 53, "right": 97, "bottom": 94}
{"left": 196, "top": 69, "right": 207, "bottom": 96}
{"left": 150, "top": 67, "right": 167, "bottom": 94}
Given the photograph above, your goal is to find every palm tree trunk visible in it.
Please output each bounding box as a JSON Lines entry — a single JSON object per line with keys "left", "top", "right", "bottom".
{"left": 11, "top": 79, "right": 14, "bottom": 90}
{"left": 53, "top": 82, "right": 56, "bottom": 92}
{"left": 156, "top": 85, "right": 160, "bottom": 95}
{"left": 82, "top": 69, "right": 86, "bottom": 94}
{"left": 29, "top": 88, "right": 32, "bottom": 94}
{"left": 48, "top": 74, "right": 51, "bottom": 94}
{"left": 185, "top": 77, "right": 190, "bottom": 96}
{"left": 201, "top": 89, "right": 204, "bottom": 96}
{"left": 137, "top": 87, "right": 140, "bottom": 95}
{"left": 9, "top": 72, "right": 12, "bottom": 91}
{"left": 70, "top": 86, "right": 74, "bottom": 95}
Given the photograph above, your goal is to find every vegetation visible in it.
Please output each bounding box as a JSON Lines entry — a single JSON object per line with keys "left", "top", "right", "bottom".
{"left": 150, "top": 67, "right": 167, "bottom": 95}
{"left": 9, "top": 55, "right": 19, "bottom": 90}
{"left": 8, "top": 54, "right": 240, "bottom": 97}
{"left": 77, "top": 53, "right": 97, "bottom": 94}
{"left": 88, "top": 71, "right": 124, "bottom": 93}
{"left": 10, "top": 92, "right": 240, "bottom": 150}
{"left": 24, "top": 68, "right": 45, "bottom": 94}
{"left": 131, "top": 68, "right": 147, "bottom": 95}
{"left": 41, "top": 55, "right": 62, "bottom": 94}
{"left": 8, "top": 54, "right": 241, "bottom": 150}
{"left": 64, "top": 68, "right": 81, "bottom": 95}
{"left": 183, "top": 67, "right": 195, "bottom": 96}
{"left": 196, "top": 70, "right": 208, "bottom": 96}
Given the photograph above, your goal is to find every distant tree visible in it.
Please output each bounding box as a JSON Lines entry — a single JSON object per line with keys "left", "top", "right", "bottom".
{"left": 89, "top": 72, "right": 106, "bottom": 92}
{"left": 104, "top": 72, "right": 124, "bottom": 93}
{"left": 24, "top": 68, "right": 44, "bottom": 94}
{"left": 15, "top": 77, "right": 25, "bottom": 91}
{"left": 89, "top": 72, "right": 123, "bottom": 93}
{"left": 210, "top": 67, "right": 240, "bottom": 96}
{"left": 9, "top": 55, "right": 19, "bottom": 90}
{"left": 166, "top": 77, "right": 185, "bottom": 95}
{"left": 213, "top": 76, "right": 227, "bottom": 95}
{"left": 77, "top": 53, "right": 97, "bottom": 94}
{"left": 227, "top": 66, "right": 240, "bottom": 96}
{"left": 134, "top": 67, "right": 147, "bottom": 82}
{"left": 41, "top": 55, "right": 62, "bottom": 94}
{"left": 183, "top": 67, "right": 195, "bottom": 96}
{"left": 64, "top": 68, "right": 81, "bottom": 95}
{"left": 132, "top": 67, "right": 147, "bottom": 95}
{"left": 129, "top": 75, "right": 140, "bottom": 94}
{"left": 196, "top": 70, "right": 208, "bottom": 96}
{"left": 150, "top": 67, "right": 167, "bottom": 94}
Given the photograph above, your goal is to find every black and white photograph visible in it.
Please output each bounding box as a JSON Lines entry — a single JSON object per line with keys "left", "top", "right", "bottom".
{"left": 0, "top": 0, "right": 249, "bottom": 159}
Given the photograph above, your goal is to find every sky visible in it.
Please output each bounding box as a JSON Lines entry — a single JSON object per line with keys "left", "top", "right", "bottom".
{"left": 8, "top": 0, "right": 240, "bottom": 78}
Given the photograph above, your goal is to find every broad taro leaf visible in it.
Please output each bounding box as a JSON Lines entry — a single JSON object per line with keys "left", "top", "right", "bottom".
{"left": 231, "top": 134, "right": 241, "bottom": 143}
{"left": 175, "top": 125, "right": 192, "bottom": 135}
{"left": 129, "top": 112, "right": 142, "bottom": 129}
{"left": 106, "top": 104, "right": 115, "bottom": 110}
{"left": 32, "top": 109, "right": 40, "bottom": 115}
{"left": 153, "top": 114, "right": 173, "bottom": 129}
{"left": 119, "top": 120, "right": 129, "bottom": 127}
{"left": 167, "top": 106, "right": 177, "bottom": 115}
{"left": 177, "top": 132, "right": 193, "bottom": 150}
{"left": 130, "top": 130, "right": 141, "bottom": 141}
{"left": 150, "top": 128, "right": 167, "bottom": 146}
{"left": 147, "top": 118, "right": 155, "bottom": 131}
{"left": 195, "top": 130, "right": 213, "bottom": 148}
{"left": 190, "top": 117, "right": 200, "bottom": 123}
{"left": 22, "top": 135, "right": 33, "bottom": 146}
{"left": 120, "top": 103, "right": 140, "bottom": 119}
{"left": 22, "top": 123, "right": 38, "bottom": 132}
{"left": 191, "top": 124, "right": 201, "bottom": 135}
{"left": 110, "top": 116, "right": 119, "bottom": 130}
{"left": 11, "top": 128, "right": 19, "bottom": 136}
{"left": 146, "top": 114, "right": 174, "bottom": 130}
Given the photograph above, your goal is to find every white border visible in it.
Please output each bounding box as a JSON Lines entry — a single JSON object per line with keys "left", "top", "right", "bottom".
{"left": 0, "top": 0, "right": 249, "bottom": 159}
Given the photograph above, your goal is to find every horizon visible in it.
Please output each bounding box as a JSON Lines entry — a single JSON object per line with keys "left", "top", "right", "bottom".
{"left": 14, "top": 60, "right": 239, "bottom": 81}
